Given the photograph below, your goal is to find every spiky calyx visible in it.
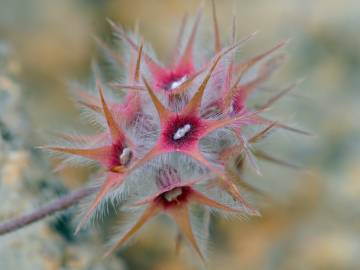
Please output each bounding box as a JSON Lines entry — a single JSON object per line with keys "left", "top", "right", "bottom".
{"left": 43, "top": 1, "right": 307, "bottom": 261}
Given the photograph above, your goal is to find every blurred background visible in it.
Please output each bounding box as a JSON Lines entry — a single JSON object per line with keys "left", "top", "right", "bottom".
{"left": 0, "top": 0, "right": 359, "bottom": 269}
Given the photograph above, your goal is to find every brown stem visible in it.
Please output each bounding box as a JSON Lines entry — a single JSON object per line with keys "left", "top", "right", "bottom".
{"left": 0, "top": 186, "right": 95, "bottom": 236}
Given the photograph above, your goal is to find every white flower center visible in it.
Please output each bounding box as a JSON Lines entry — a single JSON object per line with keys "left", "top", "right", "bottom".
{"left": 173, "top": 124, "right": 191, "bottom": 140}
{"left": 163, "top": 187, "right": 183, "bottom": 202}
{"left": 169, "top": 76, "right": 187, "bottom": 90}
{"left": 119, "top": 147, "right": 132, "bottom": 166}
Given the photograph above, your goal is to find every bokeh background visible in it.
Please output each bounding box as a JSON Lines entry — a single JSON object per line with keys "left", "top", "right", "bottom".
{"left": 1, "top": 0, "right": 359, "bottom": 269}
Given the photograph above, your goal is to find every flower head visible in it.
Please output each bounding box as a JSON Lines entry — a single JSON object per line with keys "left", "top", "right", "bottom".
{"left": 43, "top": 0, "right": 308, "bottom": 261}
{"left": 105, "top": 161, "right": 246, "bottom": 261}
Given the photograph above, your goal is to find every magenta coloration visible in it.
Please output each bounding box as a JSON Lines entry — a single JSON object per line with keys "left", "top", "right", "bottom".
{"left": 156, "top": 186, "right": 192, "bottom": 209}
{"left": 162, "top": 115, "right": 202, "bottom": 149}
{"left": 42, "top": 1, "right": 307, "bottom": 261}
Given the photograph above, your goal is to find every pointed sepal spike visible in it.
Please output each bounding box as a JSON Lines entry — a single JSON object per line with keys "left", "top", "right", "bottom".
{"left": 225, "top": 54, "right": 287, "bottom": 113}
{"left": 211, "top": 0, "right": 221, "bottom": 53}
{"left": 218, "top": 177, "right": 260, "bottom": 216}
{"left": 277, "top": 123, "right": 314, "bottom": 136}
{"left": 232, "top": 174, "right": 268, "bottom": 199}
{"left": 253, "top": 149, "right": 302, "bottom": 170}
{"left": 236, "top": 39, "right": 289, "bottom": 75}
{"left": 133, "top": 40, "right": 143, "bottom": 83}
{"left": 104, "top": 203, "right": 159, "bottom": 258}
{"left": 50, "top": 132, "right": 108, "bottom": 146}
{"left": 73, "top": 87, "right": 102, "bottom": 112}
{"left": 191, "top": 190, "right": 240, "bottom": 213}
{"left": 224, "top": 39, "right": 286, "bottom": 107}
{"left": 110, "top": 83, "right": 145, "bottom": 92}
{"left": 41, "top": 145, "right": 111, "bottom": 164}
{"left": 78, "top": 99, "right": 101, "bottom": 113}
{"left": 169, "top": 206, "right": 205, "bottom": 263}
{"left": 176, "top": 6, "right": 202, "bottom": 70}
{"left": 182, "top": 49, "right": 229, "bottom": 115}
{"left": 201, "top": 109, "right": 262, "bottom": 138}
{"left": 171, "top": 14, "right": 188, "bottom": 66}
{"left": 75, "top": 173, "right": 124, "bottom": 234}
{"left": 249, "top": 122, "right": 277, "bottom": 144}
{"left": 108, "top": 19, "right": 166, "bottom": 81}
{"left": 236, "top": 133, "right": 262, "bottom": 176}
{"left": 183, "top": 35, "right": 256, "bottom": 115}
{"left": 143, "top": 77, "right": 171, "bottom": 122}
{"left": 97, "top": 84, "right": 124, "bottom": 142}
{"left": 255, "top": 79, "right": 303, "bottom": 111}
{"left": 253, "top": 114, "right": 314, "bottom": 136}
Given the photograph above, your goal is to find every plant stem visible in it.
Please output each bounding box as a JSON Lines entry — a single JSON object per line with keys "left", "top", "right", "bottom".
{"left": 0, "top": 186, "right": 95, "bottom": 236}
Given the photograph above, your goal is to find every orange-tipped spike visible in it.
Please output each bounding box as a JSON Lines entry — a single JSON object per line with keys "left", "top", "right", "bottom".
{"left": 254, "top": 114, "right": 313, "bottom": 136}
{"left": 183, "top": 49, "right": 227, "bottom": 115}
{"left": 276, "top": 123, "right": 313, "bottom": 136}
{"left": 235, "top": 132, "right": 262, "bottom": 176}
{"left": 42, "top": 145, "right": 110, "bottom": 162}
{"left": 143, "top": 77, "right": 171, "bottom": 122}
{"left": 253, "top": 149, "right": 302, "bottom": 170}
{"left": 225, "top": 54, "right": 286, "bottom": 112}
{"left": 183, "top": 37, "right": 253, "bottom": 115}
{"left": 78, "top": 99, "right": 101, "bottom": 113}
{"left": 73, "top": 88, "right": 102, "bottom": 112}
{"left": 108, "top": 20, "right": 165, "bottom": 79}
{"left": 224, "top": 41, "right": 286, "bottom": 108}
{"left": 218, "top": 177, "right": 260, "bottom": 216}
{"left": 50, "top": 132, "right": 107, "bottom": 145}
{"left": 98, "top": 84, "right": 124, "bottom": 142}
{"left": 223, "top": 68, "right": 245, "bottom": 110}
{"left": 211, "top": 0, "right": 221, "bottom": 53}
{"left": 51, "top": 133, "right": 87, "bottom": 143}
{"left": 236, "top": 39, "right": 289, "bottom": 75}
{"left": 222, "top": 53, "right": 235, "bottom": 94}
{"left": 249, "top": 122, "right": 277, "bottom": 144}
{"left": 242, "top": 54, "right": 287, "bottom": 100}
{"left": 169, "top": 206, "right": 205, "bottom": 262}
{"left": 177, "top": 7, "right": 202, "bottom": 68}
{"left": 133, "top": 41, "right": 143, "bottom": 83}
{"left": 171, "top": 14, "right": 188, "bottom": 66}
{"left": 191, "top": 190, "right": 240, "bottom": 212}
{"left": 201, "top": 109, "right": 262, "bottom": 138}
{"left": 225, "top": 166, "right": 269, "bottom": 199}
{"left": 235, "top": 177, "right": 267, "bottom": 199}
{"left": 110, "top": 83, "right": 145, "bottom": 91}
{"left": 104, "top": 203, "right": 159, "bottom": 257}
{"left": 255, "top": 80, "right": 302, "bottom": 111}
{"left": 75, "top": 173, "right": 123, "bottom": 234}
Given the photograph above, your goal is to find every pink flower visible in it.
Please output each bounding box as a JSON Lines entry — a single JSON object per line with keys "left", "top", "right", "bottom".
{"left": 42, "top": 0, "right": 308, "bottom": 261}
{"left": 105, "top": 164, "right": 248, "bottom": 261}
{"left": 44, "top": 86, "right": 137, "bottom": 232}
